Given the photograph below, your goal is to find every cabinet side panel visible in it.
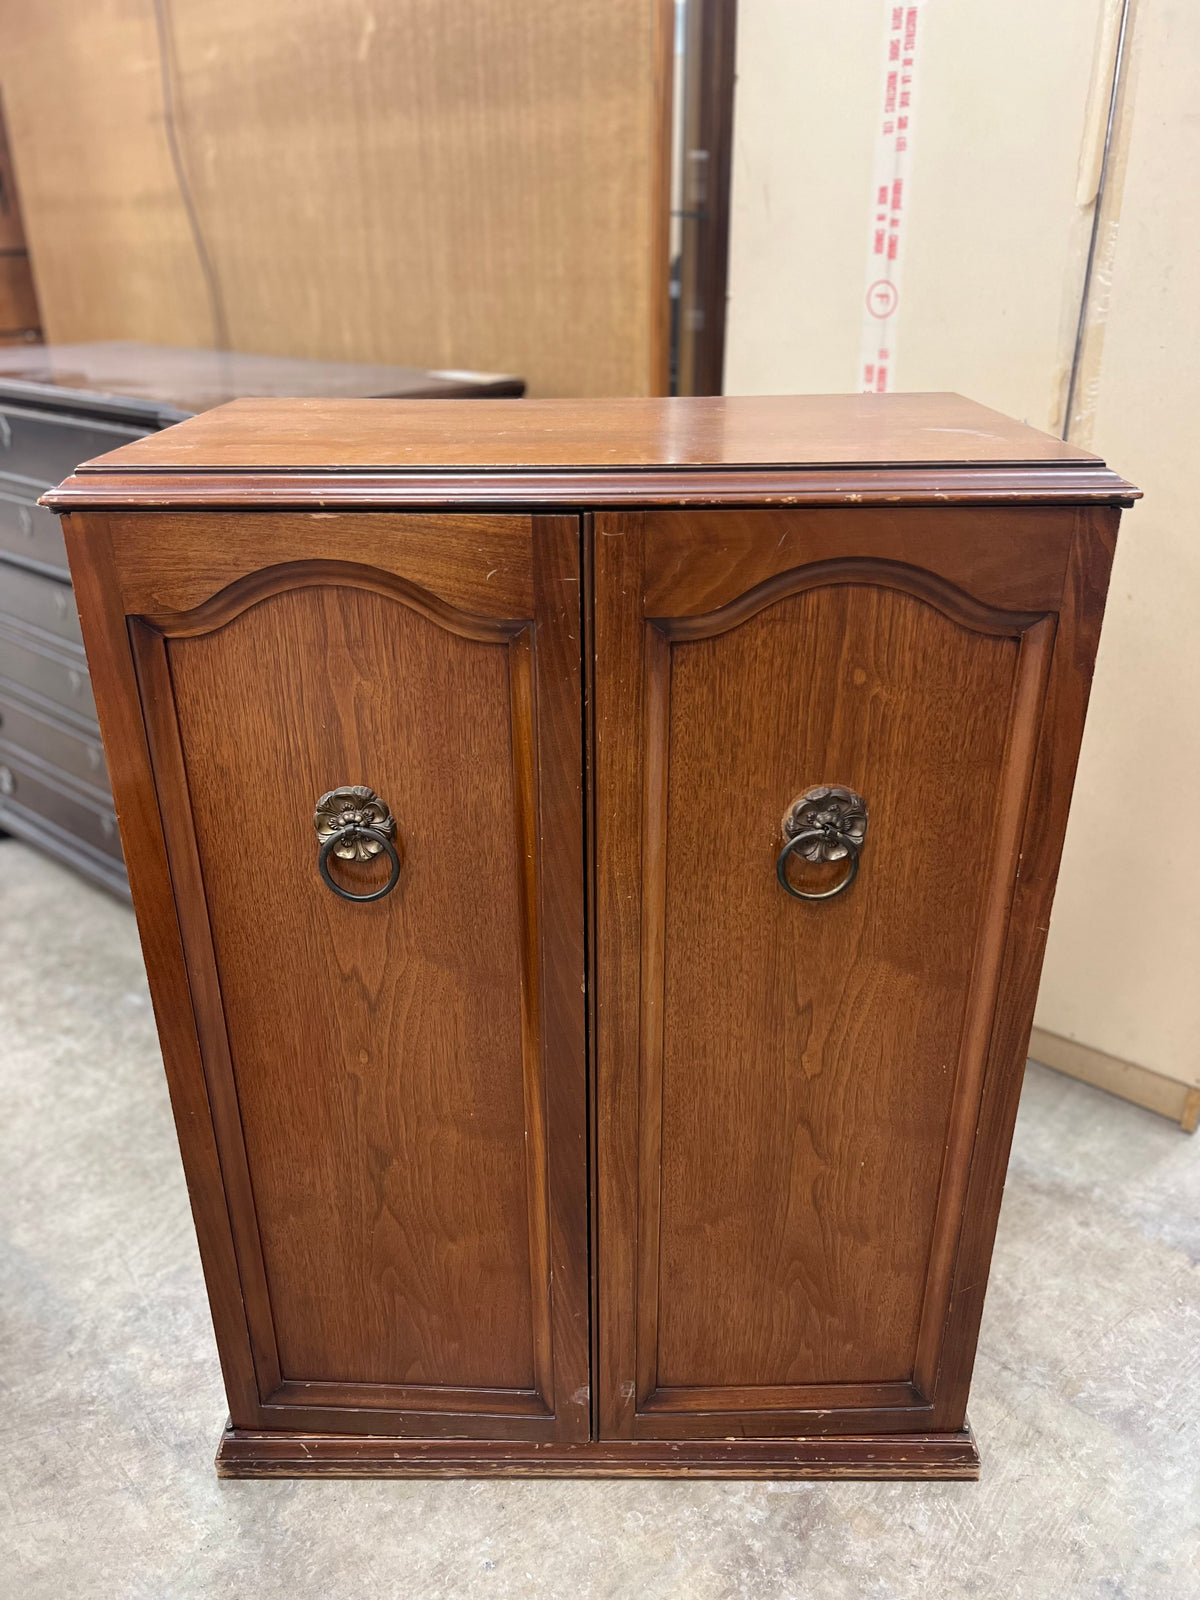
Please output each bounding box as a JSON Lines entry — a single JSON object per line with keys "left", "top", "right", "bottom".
{"left": 927, "top": 507, "right": 1120, "bottom": 1425}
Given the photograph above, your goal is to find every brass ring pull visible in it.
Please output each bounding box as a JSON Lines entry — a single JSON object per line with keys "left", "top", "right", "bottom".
{"left": 776, "top": 785, "right": 868, "bottom": 903}
{"left": 317, "top": 827, "right": 401, "bottom": 902}
{"left": 313, "top": 786, "right": 401, "bottom": 904}
{"left": 776, "top": 828, "right": 860, "bottom": 900}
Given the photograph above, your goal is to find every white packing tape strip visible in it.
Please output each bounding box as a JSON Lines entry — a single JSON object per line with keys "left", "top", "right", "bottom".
{"left": 860, "top": 1, "right": 929, "bottom": 393}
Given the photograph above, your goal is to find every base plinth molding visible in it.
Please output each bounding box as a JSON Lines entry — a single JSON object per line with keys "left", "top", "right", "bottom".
{"left": 215, "top": 1424, "right": 980, "bottom": 1480}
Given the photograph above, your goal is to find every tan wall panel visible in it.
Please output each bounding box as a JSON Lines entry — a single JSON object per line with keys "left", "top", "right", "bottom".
{"left": 0, "top": 0, "right": 671, "bottom": 397}
{"left": 0, "top": 2, "right": 216, "bottom": 350}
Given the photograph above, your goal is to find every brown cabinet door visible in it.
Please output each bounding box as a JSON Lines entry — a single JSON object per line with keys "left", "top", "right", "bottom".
{"left": 592, "top": 506, "right": 1114, "bottom": 1441}
{"left": 76, "top": 510, "right": 589, "bottom": 1441}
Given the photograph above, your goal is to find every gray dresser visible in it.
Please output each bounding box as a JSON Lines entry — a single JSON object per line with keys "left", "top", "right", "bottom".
{"left": 0, "top": 342, "right": 523, "bottom": 895}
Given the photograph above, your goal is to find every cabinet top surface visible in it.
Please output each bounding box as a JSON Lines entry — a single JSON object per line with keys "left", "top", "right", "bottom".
{"left": 72, "top": 392, "right": 1095, "bottom": 469}
{"left": 45, "top": 393, "right": 1138, "bottom": 510}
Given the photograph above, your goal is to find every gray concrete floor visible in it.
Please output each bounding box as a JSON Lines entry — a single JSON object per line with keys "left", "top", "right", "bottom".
{"left": 1, "top": 835, "right": 1197, "bottom": 1600}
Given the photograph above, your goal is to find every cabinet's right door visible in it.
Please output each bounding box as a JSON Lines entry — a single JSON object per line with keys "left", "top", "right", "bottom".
{"left": 592, "top": 505, "right": 1116, "bottom": 1441}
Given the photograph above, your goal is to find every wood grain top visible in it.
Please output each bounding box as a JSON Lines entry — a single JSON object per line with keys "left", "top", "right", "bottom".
{"left": 0, "top": 341, "right": 524, "bottom": 415}
{"left": 44, "top": 394, "right": 1139, "bottom": 510}
{"left": 72, "top": 392, "right": 1094, "bottom": 470}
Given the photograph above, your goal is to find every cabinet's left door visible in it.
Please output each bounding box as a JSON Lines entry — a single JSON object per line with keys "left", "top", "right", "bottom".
{"left": 64, "top": 510, "right": 590, "bottom": 1442}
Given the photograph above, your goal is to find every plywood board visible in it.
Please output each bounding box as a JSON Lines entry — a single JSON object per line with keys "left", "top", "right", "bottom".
{"left": 0, "top": 251, "right": 38, "bottom": 330}
{"left": 0, "top": 0, "right": 671, "bottom": 397}
{"left": 0, "top": 92, "right": 29, "bottom": 251}
{"left": 1029, "top": 1030, "right": 1199, "bottom": 1133}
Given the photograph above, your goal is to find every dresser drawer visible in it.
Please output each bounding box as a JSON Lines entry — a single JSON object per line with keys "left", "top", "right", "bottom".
{"left": 0, "top": 690, "right": 109, "bottom": 798}
{"left": 0, "top": 404, "right": 147, "bottom": 484}
{"left": 0, "top": 750, "right": 122, "bottom": 863}
{"left": 0, "top": 620, "right": 95, "bottom": 723}
{"left": 0, "top": 480, "right": 69, "bottom": 574}
{"left": 0, "top": 560, "right": 82, "bottom": 645}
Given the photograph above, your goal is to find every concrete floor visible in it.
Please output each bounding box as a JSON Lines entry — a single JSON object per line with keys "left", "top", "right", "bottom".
{"left": 1, "top": 836, "right": 1197, "bottom": 1600}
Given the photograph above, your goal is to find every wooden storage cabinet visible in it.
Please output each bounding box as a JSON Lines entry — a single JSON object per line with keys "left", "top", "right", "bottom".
{"left": 46, "top": 395, "right": 1136, "bottom": 1479}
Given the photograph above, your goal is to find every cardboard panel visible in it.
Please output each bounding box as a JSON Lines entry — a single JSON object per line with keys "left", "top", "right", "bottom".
{"left": 0, "top": 0, "right": 671, "bottom": 397}
{"left": 725, "top": 0, "right": 1112, "bottom": 432}
{"left": 1035, "top": 0, "right": 1200, "bottom": 1092}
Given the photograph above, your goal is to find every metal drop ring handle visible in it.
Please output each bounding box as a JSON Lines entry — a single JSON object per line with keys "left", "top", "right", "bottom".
{"left": 317, "top": 827, "right": 401, "bottom": 902}
{"left": 313, "top": 785, "right": 401, "bottom": 904}
{"left": 776, "top": 785, "right": 868, "bottom": 904}
{"left": 776, "top": 829, "right": 861, "bottom": 900}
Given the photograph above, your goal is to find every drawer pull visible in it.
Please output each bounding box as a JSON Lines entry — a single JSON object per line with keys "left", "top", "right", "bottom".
{"left": 313, "top": 785, "right": 401, "bottom": 903}
{"left": 776, "top": 786, "right": 868, "bottom": 902}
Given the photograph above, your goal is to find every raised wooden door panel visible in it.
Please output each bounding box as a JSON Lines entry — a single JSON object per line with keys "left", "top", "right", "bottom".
{"left": 67, "top": 510, "right": 589, "bottom": 1441}
{"left": 593, "top": 506, "right": 1116, "bottom": 1441}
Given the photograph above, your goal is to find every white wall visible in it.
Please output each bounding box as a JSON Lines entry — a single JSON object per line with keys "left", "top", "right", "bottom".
{"left": 725, "top": 0, "right": 1199, "bottom": 1092}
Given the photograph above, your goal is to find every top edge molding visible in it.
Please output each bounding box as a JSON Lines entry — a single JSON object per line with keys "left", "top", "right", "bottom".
{"left": 43, "top": 464, "right": 1141, "bottom": 513}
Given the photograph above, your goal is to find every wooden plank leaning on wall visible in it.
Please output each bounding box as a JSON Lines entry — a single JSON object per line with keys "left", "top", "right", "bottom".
{"left": 0, "top": 0, "right": 674, "bottom": 397}
{"left": 0, "top": 90, "right": 41, "bottom": 344}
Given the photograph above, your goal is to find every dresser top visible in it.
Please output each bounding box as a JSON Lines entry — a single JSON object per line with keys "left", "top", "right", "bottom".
{"left": 0, "top": 341, "right": 523, "bottom": 419}
{"left": 45, "top": 393, "right": 1138, "bottom": 510}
